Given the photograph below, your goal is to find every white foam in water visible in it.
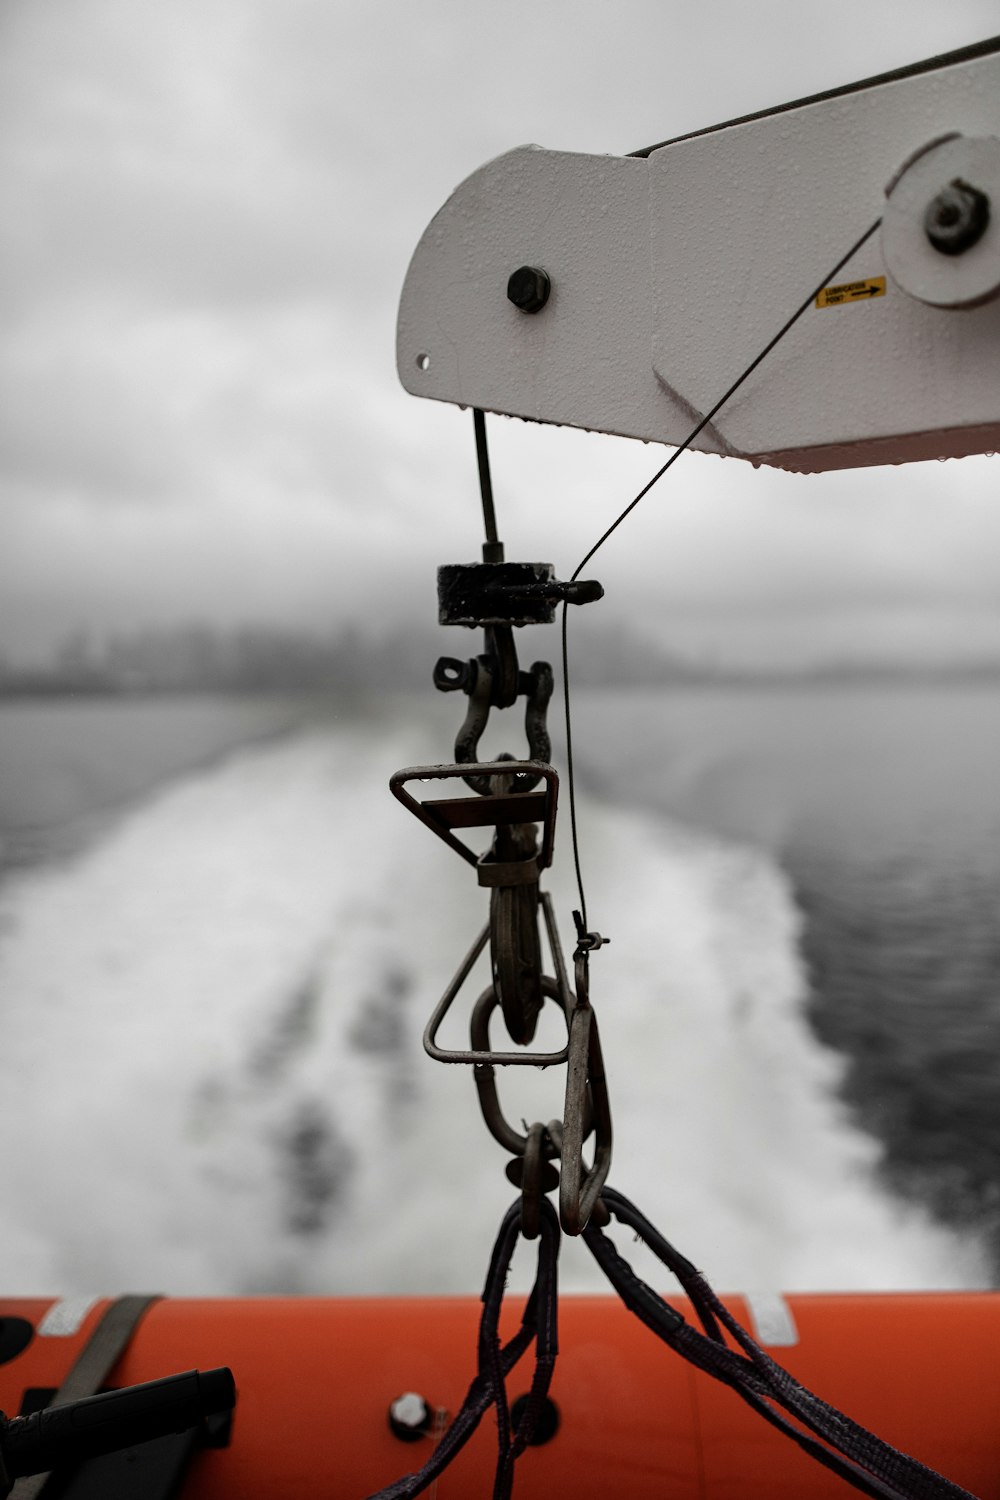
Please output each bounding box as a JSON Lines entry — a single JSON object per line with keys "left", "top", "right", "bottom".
{"left": 0, "top": 720, "right": 990, "bottom": 1297}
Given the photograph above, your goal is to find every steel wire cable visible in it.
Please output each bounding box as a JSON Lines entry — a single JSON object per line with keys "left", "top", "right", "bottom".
{"left": 560, "top": 215, "right": 882, "bottom": 933}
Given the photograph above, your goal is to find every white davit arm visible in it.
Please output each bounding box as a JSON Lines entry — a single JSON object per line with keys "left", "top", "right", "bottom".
{"left": 397, "top": 39, "right": 1000, "bottom": 473}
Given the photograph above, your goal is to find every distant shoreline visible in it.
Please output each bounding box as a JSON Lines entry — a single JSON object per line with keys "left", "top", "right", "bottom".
{"left": 5, "top": 620, "right": 1000, "bottom": 700}
{"left": 4, "top": 667, "right": 1000, "bottom": 701}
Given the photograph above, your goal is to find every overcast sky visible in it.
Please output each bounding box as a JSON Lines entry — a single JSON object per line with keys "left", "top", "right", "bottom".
{"left": 2, "top": 0, "right": 999, "bottom": 670}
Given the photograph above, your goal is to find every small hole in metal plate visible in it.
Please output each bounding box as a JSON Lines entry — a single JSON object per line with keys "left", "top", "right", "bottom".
{"left": 415, "top": 352, "right": 431, "bottom": 372}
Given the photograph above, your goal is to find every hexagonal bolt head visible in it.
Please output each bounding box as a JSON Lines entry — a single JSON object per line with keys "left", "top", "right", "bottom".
{"left": 924, "top": 178, "right": 991, "bottom": 256}
{"left": 507, "top": 265, "right": 551, "bottom": 313}
{"left": 388, "top": 1392, "right": 434, "bottom": 1442}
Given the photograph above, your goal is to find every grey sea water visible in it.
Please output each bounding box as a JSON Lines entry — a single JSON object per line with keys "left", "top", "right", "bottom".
{"left": 0, "top": 683, "right": 996, "bottom": 1292}
{"left": 570, "top": 681, "right": 1000, "bottom": 1274}
{"left": 0, "top": 693, "right": 333, "bottom": 871}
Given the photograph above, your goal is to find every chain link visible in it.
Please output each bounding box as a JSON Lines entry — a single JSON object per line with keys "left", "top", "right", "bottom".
{"left": 468, "top": 633, "right": 611, "bottom": 1230}
{"left": 393, "top": 532, "right": 611, "bottom": 1231}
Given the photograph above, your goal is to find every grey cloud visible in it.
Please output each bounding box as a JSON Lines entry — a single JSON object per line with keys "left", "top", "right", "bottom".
{"left": 2, "top": 0, "right": 999, "bottom": 669}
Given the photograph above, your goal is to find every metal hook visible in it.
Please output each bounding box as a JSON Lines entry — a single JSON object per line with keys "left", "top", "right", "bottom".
{"left": 558, "top": 995, "right": 613, "bottom": 1236}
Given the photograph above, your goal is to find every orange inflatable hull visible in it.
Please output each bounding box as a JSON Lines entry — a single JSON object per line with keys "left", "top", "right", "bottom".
{"left": 1, "top": 1291, "right": 998, "bottom": 1497}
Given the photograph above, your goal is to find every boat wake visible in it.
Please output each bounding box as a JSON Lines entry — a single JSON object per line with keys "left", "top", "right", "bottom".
{"left": 0, "top": 719, "right": 989, "bottom": 1296}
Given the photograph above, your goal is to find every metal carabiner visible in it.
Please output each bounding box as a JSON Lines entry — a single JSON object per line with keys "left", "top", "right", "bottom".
{"left": 558, "top": 961, "right": 613, "bottom": 1235}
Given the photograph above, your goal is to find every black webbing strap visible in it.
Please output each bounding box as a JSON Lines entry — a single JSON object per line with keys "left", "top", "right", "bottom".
{"left": 369, "top": 1188, "right": 977, "bottom": 1500}
{"left": 367, "top": 1202, "right": 559, "bottom": 1500}
{"left": 584, "top": 1190, "right": 979, "bottom": 1500}
{"left": 10, "top": 1295, "right": 161, "bottom": 1500}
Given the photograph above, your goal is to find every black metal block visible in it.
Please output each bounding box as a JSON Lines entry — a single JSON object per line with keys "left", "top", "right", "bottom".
{"left": 437, "top": 562, "right": 556, "bottom": 627}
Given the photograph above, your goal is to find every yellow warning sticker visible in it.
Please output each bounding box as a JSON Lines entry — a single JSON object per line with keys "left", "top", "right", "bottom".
{"left": 816, "top": 276, "right": 886, "bottom": 308}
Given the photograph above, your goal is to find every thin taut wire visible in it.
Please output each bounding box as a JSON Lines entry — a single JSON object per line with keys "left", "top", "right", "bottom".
{"left": 563, "top": 216, "right": 883, "bottom": 932}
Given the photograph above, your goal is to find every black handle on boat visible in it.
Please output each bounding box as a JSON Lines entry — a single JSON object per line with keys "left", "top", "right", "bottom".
{"left": 0, "top": 1366, "right": 235, "bottom": 1483}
